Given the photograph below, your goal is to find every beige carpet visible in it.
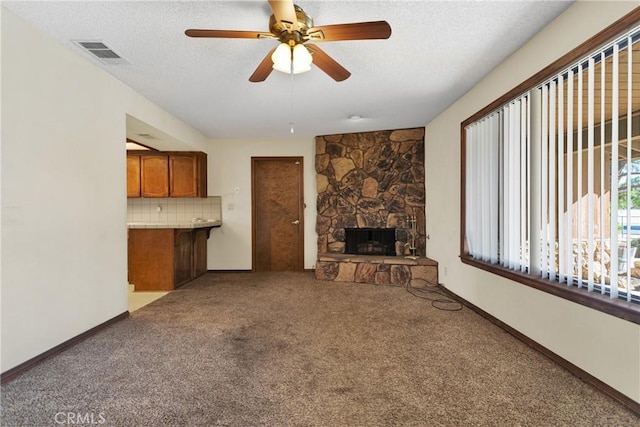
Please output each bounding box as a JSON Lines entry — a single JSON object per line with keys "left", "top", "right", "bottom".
{"left": 1, "top": 272, "right": 638, "bottom": 426}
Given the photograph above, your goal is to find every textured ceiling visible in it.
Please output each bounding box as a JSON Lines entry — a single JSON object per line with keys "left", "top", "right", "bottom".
{"left": 4, "top": 1, "right": 574, "bottom": 142}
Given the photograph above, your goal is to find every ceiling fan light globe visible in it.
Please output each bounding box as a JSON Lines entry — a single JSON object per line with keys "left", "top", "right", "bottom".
{"left": 273, "top": 63, "right": 292, "bottom": 73}
{"left": 292, "top": 44, "right": 312, "bottom": 66}
{"left": 291, "top": 44, "right": 312, "bottom": 74}
{"left": 292, "top": 64, "right": 311, "bottom": 74}
{"left": 271, "top": 43, "right": 292, "bottom": 71}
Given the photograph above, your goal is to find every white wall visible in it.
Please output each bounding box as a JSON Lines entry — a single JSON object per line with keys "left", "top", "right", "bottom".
{"left": 0, "top": 8, "right": 208, "bottom": 372}
{"left": 425, "top": 1, "right": 640, "bottom": 403}
{"left": 206, "top": 137, "right": 317, "bottom": 270}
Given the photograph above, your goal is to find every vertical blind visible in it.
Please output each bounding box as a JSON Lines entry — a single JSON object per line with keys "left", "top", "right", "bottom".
{"left": 465, "top": 92, "right": 530, "bottom": 272}
{"left": 465, "top": 25, "right": 639, "bottom": 304}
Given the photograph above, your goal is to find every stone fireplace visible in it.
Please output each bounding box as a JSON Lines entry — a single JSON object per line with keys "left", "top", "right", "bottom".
{"left": 314, "top": 127, "right": 437, "bottom": 286}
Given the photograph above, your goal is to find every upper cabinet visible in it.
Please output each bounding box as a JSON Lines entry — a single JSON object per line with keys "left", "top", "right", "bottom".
{"left": 170, "top": 152, "right": 207, "bottom": 198}
{"left": 127, "top": 151, "right": 207, "bottom": 198}
{"left": 141, "top": 155, "right": 170, "bottom": 198}
{"left": 126, "top": 155, "right": 141, "bottom": 198}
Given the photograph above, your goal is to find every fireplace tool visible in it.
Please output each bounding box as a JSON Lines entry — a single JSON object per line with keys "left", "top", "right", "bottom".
{"left": 405, "top": 215, "right": 417, "bottom": 258}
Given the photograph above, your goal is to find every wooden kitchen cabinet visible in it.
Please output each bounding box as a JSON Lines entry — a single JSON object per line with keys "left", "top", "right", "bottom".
{"left": 126, "top": 156, "right": 141, "bottom": 197}
{"left": 174, "top": 229, "right": 194, "bottom": 287}
{"left": 128, "top": 226, "right": 214, "bottom": 291}
{"left": 169, "top": 152, "right": 207, "bottom": 198}
{"left": 127, "top": 151, "right": 207, "bottom": 198}
{"left": 141, "top": 155, "right": 170, "bottom": 198}
{"left": 128, "top": 228, "right": 174, "bottom": 291}
{"left": 193, "top": 228, "right": 209, "bottom": 277}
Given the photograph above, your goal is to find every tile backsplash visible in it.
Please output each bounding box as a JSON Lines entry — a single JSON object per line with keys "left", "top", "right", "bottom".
{"left": 127, "top": 196, "right": 221, "bottom": 223}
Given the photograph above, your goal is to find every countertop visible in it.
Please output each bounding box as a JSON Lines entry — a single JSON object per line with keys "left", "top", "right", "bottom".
{"left": 127, "top": 219, "right": 222, "bottom": 229}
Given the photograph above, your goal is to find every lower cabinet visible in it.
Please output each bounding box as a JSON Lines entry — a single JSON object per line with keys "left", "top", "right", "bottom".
{"left": 174, "top": 229, "right": 194, "bottom": 287}
{"left": 193, "top": 228, "right": 209, "bottom": 277}
{"left": 128, "top": 227, "right": 213, "bottom": 291}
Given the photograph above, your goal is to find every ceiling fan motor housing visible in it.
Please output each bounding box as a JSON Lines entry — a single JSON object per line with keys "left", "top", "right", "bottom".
{"left": 269, "top": 5, "right": 314, "bottom": 45}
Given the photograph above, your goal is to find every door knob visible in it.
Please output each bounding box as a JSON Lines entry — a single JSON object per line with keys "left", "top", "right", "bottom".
{"left": 291, "top": 219, "right": 300, "bottom": 225}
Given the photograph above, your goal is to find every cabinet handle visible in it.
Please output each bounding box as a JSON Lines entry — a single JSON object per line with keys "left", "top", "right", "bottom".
{"left": 291, "top": 219, "right": 300, "bottom": 225}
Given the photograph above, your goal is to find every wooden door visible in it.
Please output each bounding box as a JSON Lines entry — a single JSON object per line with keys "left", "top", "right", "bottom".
{"left": 141, "top": 155, "right": 169, "bottom": 198}
{"left": 126, "top": 155, "right": 141, "bottom": 198}
{"left": 252, "top": 157, "right": 304, "bottom": 271}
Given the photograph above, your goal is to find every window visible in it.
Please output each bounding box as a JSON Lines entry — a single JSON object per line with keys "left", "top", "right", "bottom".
{"left": 462, "top": 12, "right": 640, "bottom": 324}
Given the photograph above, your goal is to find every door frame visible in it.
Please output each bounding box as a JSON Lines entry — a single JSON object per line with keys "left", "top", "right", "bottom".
{"left": 251, "top": 156, "right": 305, "bottom": 272}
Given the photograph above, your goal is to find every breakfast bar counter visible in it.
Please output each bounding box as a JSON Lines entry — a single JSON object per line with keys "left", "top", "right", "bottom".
{"left": 127, "top": 220, "right": 221, "bottom": 291}
{"left": 127, "top": 219, "right": 221, "bottom": 229}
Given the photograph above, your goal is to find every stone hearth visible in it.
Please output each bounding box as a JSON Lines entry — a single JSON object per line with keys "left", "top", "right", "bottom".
{"left": 316, "top": 254, "right": 438, "bottom": 287}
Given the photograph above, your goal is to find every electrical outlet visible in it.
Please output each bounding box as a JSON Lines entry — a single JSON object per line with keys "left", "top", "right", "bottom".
{"left": 227, "top": 203, "right": 235, "bottom": 211}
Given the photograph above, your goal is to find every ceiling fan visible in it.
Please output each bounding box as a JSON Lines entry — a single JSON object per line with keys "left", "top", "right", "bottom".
{"left": 185, "top": 0, "right": 391, "bottom": 82}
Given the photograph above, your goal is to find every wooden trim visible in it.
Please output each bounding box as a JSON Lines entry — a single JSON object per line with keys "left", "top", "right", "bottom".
{"left": 460, "top": 124, "right": 467, "bottom": 258}
{"left": 461, "top": 256, "right": 640, "bottom": 325}
{"left": 207, "top": 269, "right": 252, "bottom": 273}
{"left": 438, "top": 285, "right": 640, "bottom": 416}
{"left": 1, "top": 311, "right": 129, "bottom": 384}
{"left": 251, "top": 158, "right": 258, "bottom": 272}
{"left": 297, "top": 158, "right": 305, "bottom": 271}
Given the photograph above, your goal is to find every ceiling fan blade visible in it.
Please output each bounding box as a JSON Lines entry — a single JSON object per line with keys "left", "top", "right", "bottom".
{"left": 249, "top": 47, "right": 277, "bottom": 82}
{"left": 307, "top": 21, "right": 392, "bottom": 42}
{"left": 307, "top": 44, "right": 350, "bottom": 82}
{"left": 185, "top": 29, "right": 274, "bottom": 39}
{"left": 268, "top": 0, "right": 298, "bottom": 31}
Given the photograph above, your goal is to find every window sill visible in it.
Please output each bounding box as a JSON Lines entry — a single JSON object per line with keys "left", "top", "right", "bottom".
{"left": 460, "top": 255, "right": 640, "bottom": 325}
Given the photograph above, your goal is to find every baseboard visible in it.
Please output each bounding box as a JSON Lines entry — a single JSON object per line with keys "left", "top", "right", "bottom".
{"left": 206, "top": 270, "right": 315, "bottom": 273}
{"left": 438, "top": 285, "right": 640, "bottom": 416}
{"left": 1, "top": 311, "right": 129, "bottom": 385}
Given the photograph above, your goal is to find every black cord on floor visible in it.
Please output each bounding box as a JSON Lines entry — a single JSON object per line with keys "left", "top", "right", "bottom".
{"left": 405, "top": 279, "right": 463, "bottom": 311}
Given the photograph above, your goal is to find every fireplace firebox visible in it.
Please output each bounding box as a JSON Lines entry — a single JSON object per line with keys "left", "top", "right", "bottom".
{"left": 344, "top": 228, "right": 396, "bottom": 256}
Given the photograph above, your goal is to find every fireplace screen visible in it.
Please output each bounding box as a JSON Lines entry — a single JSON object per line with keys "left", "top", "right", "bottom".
{"left": 344, "top": 228, "right": 396, "bottom": 256}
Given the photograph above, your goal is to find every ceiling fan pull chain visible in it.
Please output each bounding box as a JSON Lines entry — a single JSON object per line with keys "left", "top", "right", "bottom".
{"left": 290, "top": 62, "right": 295, "bottom": 134}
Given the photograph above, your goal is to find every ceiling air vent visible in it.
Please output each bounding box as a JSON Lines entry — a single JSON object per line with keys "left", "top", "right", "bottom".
{"left": 73, "top": 40, "right": 130, "bottom": 65}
